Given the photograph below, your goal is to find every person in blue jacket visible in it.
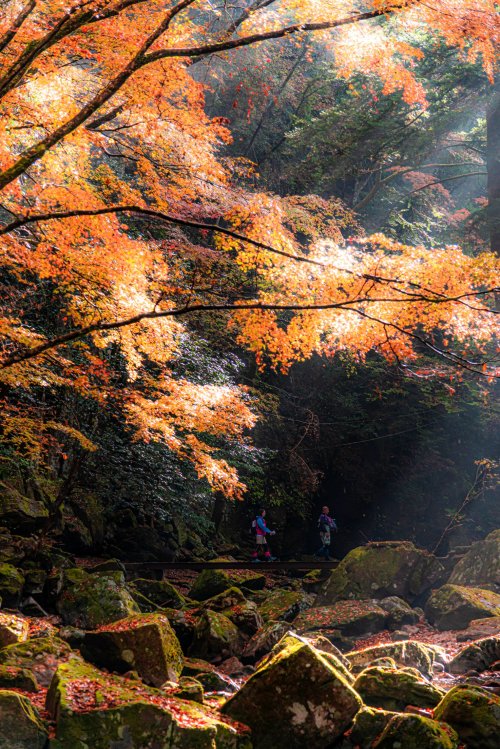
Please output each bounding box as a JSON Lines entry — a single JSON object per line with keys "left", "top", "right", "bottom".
{"left": 315, "top": 505, "right": 338, "bottom": 561}
{"left": 251, "top": 508, "right": 276, "bottom": 561}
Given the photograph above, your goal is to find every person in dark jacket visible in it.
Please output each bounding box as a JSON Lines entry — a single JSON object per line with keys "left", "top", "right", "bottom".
{"left": 315, "top": 505, "right": 337, "bottom": 561}
{"left": 251, "top": 508, "right": 276, "bottom": 561}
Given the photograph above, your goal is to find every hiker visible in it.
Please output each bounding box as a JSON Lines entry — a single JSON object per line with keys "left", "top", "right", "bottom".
{"left": 251, "top": 508, "right": 276, "bottom": 561}
{"left": 315, "top": 505, "right": 337, "bottom": 561}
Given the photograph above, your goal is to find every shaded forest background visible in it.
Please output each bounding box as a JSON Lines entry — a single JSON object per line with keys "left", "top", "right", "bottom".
{"left": 1, "top": 4, "right": 498, "bottom": 561}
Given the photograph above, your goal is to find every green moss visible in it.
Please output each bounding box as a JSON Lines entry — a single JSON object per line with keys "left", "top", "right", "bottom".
{"left": 0, "top": 690, "right": 47, "bottom": 748}
{"left": 258, "top": 589, "right": 305, "bottom": 622}
{"left": 0, "top": 665, "right": 38, "bottom": 691}
{"left": 425, "top": 584, "right": 500, "bottom": 630}
{"left": 353, "top": 666, "right": 444, "bottom": 711}
{"left": 347, "top": 640, "right": 435, "bottom": 679}
{"left": 130, "top": 578, "right": 186, "bottom": 611}
{"left": 350, "top": 706, "right": 398, "bottom": 748}
{"left": 434, "top": 684, "right": 500, "bottom": 749}
{"left": 0, "top": 637, "right": 71, "bottom": 669}
{"left": 373, "top": 713, "right": 459, "bottom": 748}
{"left": 0, "top": 563, "right": 25, "bottom": 598}
{"left": 57, "top": 569, "right": 139, "bottom": 629}
{"left": 191, "top": 610, "right": 241, "bottom": 660}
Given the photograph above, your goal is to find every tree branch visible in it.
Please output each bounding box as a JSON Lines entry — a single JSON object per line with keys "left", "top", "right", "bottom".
{"left": 0, "top": 0, "right": 36, "bottom": 54}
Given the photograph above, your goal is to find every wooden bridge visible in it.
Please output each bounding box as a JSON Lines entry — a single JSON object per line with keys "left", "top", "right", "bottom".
{"left": 123, "top": 560, "right": 338, "bottom": 571}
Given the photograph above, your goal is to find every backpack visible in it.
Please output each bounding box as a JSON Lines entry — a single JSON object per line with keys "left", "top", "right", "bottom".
{"left": 250, "top": 518, "right": 257, "bottom": 535}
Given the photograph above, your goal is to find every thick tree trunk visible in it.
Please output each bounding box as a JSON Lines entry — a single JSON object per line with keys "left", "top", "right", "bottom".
{"left": 487, "top": 84, "right": 500, "bottom": 254}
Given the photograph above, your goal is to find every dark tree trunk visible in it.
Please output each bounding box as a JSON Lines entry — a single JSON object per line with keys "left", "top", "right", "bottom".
{"left": 487, "top": 84, "right": 500, "bottom": 254}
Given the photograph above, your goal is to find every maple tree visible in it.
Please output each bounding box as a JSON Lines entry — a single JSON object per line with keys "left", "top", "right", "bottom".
{"left": 0, "top": 0, "right": 498, "bottom": 499}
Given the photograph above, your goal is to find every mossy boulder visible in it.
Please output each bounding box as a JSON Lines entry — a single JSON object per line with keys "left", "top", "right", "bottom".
{"left": 457, "top": 616, "right": 500, "bottom": 641}
{"left": 57, "top": 568, "right": 139, "bottom": 629}
{"left": 189, "top": 565, "right": 265, "bottom": 601}
{"left": 449, "top": 529, "right": 500, "bottom": 593}
{"left": 425, "top": 584, "right": 500, "bottom": 630}
{"left": 81, "top": 612, "right": 183, "bottom": 686}
{"left": 349, "top": 706, "right": 398, "bottom": 749}
{"left": 202, "top": 587, "right": 263, "bottom": 635}
{"left": 0, "top": 563, "right": 25, "bottom": 605}
{"left": 162, "top": 607, "right": 199, "bottom": 649}
{"left": 0, "top": 636, "right": 71, "bottom": 686}
{"left": 130, "top": 577, "right": 186, "bottom": 611}
{"left": 0, "top": 611, "right": 29, "bottom": 648}
{"left": 447, "top": 635, "right": 500, "bottom": 674}
{"left": 378, "top": 596, "right": 420, "bottom": 629}
{"left": 346, "top": 640, "right": 435, "bottom": 679}
{"left": 222, "top": 637, "right": 362, "bottom": 749}
{"left": 46, "top": 658, "right": 251, "bottom": 749}
{"left": 242, "top": 621, "right": 290, "bottom": 662}
{"left": 293, "top": 600, "right": 387, "bottom": 636}
{"left": 353, "top": 666, "right": 444, "bottom": 711}
{"left": 0, "top": 665, "right": 38, "bottom": 691}
{"left": 372, "top": 713, "right": 459, "bottom": 749}
{"left": 261, "top": 632, "right": 354, "bottom": 685}
{"left": 0, "top": 690, "right": 48, "bottom": 748}
{"left": 175, "top": 676, "right": 205, "bottom": 703}
{"left": 0, "top": 481, "right": 49, "bottom": 530}
{"left": 258, "top": 589, "right": 308, "bottom": 623}
{"left": 190, "top": 610, "right": 242, "bottom": 660}
{"left": 318, "top": 542, "right": 444, "bottom": 605}
{"left": 434, "top": 684, "right": 500, "bottom": 749}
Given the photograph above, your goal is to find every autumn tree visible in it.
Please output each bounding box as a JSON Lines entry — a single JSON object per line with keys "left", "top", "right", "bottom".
{"left": 0, "top": 0, "right": 498, "bottom": 505}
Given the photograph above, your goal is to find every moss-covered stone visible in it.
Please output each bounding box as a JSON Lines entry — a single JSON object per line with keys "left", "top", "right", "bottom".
{"left": 130, "top": 577, "right": 186, "bottom": 611}
{"left": 0, "top": 664, "right": 38, "bottom": 691}
{"left": 456, "top": 616, "right": 500, "bottom": 641}
{"left": 373, "top": 713, "right": 459, "bottom": 749}
{"left": 258, "top": 589, "right": 307, "bottom": 623}
{"left": 349, "top": 706, "right": 398, "bottom": 749}
{"left": 447, "top": 635, "right": 500, "bottom": 674}
{"left": 202, "top": 587, "right": 263, "bottom": 635}
{"left": 449, "top": 529, "right": 500, "bottom": 593}
{"left": 189, "top": 564, "right": 265, "bottom": 601}
{"left": 242, "top": 621, "right": 290, "bottom": 663}
{"left": 46, "top": 657, "right": 249, "bottom": 749}
{"left": 0, "top": 481, "right": 49, "bottom": 529}
{"left": 293, "top": 600, "right": 387, "bottom": 636}
{"left": 262, "top": 632, "right": 354, "bottom": 685}
{"left": 346, "top": 640, "right": 435, "bottom": 679}
{"left": 353, "top": 666, "right": 444, "bottom": 711}
{"left": 318, "top": 542, "right": 444, "bottom": 605}
{"left": 378, "top": 596, "right": 420, "bottom": 630}
{"left": 81, "top": 612, "right": 183, "bottom": 686}
{"left": 222, "top": 638, "right": 362, "bottom": 749}
{"left": 425, "top": 584, "right": 500, "bottom": 630}
{"left": 57, "top": 568, "right": 139, "bottom": 629}
{"left": 162, "top": 607, "right": 199, "bottom": 649}
{"left": 196, "top": 670, "right": 238, "bottom": 694}
{"left": 0, "top": 690, "right": 48, "bottom": 748}
{"left": 175, "top": 676, "right": 204, "bottom": 703}
{"left": 0, "top": 636, "right": 71, "bottom": 686}
{"left": 434, "top": 684, "right": 500, "bottom": 749}
{"left": 190, "top": 610, "right": 242, "bottom": 660}
{"left": 0, "top": 611, "right": 29, "bottom": 648}
{"left": 0, "top": 563, "right": 25, "bottom": 604}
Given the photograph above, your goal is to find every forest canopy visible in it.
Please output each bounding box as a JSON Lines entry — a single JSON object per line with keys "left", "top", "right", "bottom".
{"left": 0, "top": 0, "right": 498, "bottom": 506}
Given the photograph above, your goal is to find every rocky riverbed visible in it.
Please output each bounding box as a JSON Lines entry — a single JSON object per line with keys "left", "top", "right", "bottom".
{"left": 0, "top": 532, "right": 499, "bottom": 748}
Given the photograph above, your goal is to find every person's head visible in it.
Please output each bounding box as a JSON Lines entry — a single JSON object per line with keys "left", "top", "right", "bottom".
{"left": 322, "top": 506, "right": 329, "bottom": 515}
{"left": 258, "top": 508, "right": 266, "bottom": 517}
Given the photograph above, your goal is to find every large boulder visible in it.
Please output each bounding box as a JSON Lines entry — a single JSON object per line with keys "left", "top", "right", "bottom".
{"left": 293, "top": 600, "right": 387, "bottom": 637}
{"left": 373, "top": 713, "right": 459, "bottom": 749}
{"left": 190, "top": 610, "right": 243, "bottom": 660}
{"left": 241, "top": 621, "right": 290, "bottom": 663}
{"left": 0, "top": 611, "right": 29, "bottom": 648}
{"left": 456, "top": 616, "right": 500, "bottom": 641}
{"left": 447, "top": 636, "right": 500, "bottom": 674}
{"left": 162, "top": 607, "right": 199, "bottom": 650}
{"left": 202, "top": 587, "right": 263, "bottom": 635}
{"left": 0, "top": 636, "right": 71, "bottom": 686}
{"left": 434, "top": 684, "right": 500, "bottom": 749}
{"left": 222, "top": 637, "right": 362, "bottom": 749}
{"left": 0, "top": 665, "right": 38, "bottom": 691}
{"left": 353, "top": 666, "right": 444, "bottom": 711}
{"left": 425, "top": 584, "right": 500, "bottom": 630}
{"left": 0, "top": 482, "right": 48, "bottom": 530}
{"left": 189, "top": 566, "right": 265, "bottom": 601}
{"left": 57, "top": 568, "right": 139, "bottom": 629}
{"left": 449, "top": 529, "right": 500, "bottom": 592}
{"left": 0, "top": 690, "right": 48, "bottom": 748}
{"left": 130, "top": 578, "right": 186, "bottom": 611}
{"left": 346, "top": 640, "right": 435, "bottom": 679}
{"left": 378, "top": 596, "right": 420, "bottom": 629}
{"left": 0, "top": 563, "right": 25, "bottom": 605}
{"left": 81, "top": 612, "right": 183, "bottom": 686}
{"left": 260, "top": 632, "right": 354, "bottom": 685}
{"left": 349, "top": 706, "right": 398, "bottom": 749}
{"left": 318, "top": 542, "right": 444, "bottom": 605}
{"left": 258, "top": 589, "right": 309, "bottom": 623}
{"left": 46, "top": 658, "right": 251, "bottom": 749}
